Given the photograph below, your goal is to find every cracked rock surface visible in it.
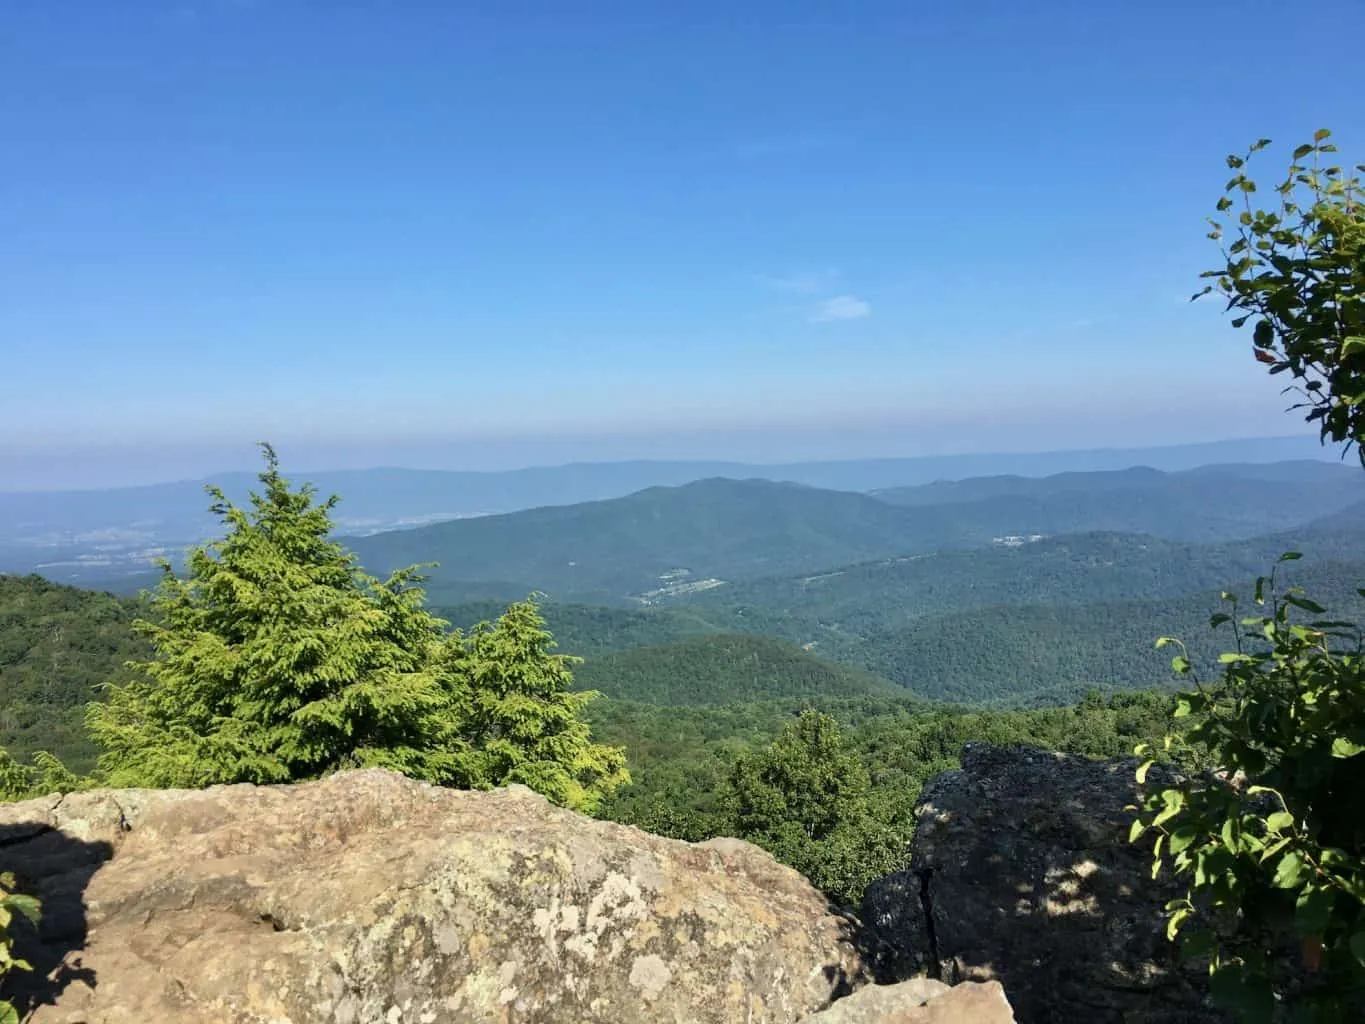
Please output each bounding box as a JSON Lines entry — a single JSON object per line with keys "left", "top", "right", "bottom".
{"left": 861, "top": 743, "right": 1223, "bottom": 1024}
{"left": 0, "top": 770, "right": 863, "bottom": 1023}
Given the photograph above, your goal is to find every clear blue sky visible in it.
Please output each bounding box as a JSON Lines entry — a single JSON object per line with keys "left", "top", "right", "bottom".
{"left": 3, "top": 0, "right": 1362, "bottom": 487}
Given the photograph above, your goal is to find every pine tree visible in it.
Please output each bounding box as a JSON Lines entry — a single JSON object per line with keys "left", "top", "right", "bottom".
{"left": 86, "top": 445, "right": 467, "bottom": 788}
{"left": 453, "top": 600, "right": 628, "bottom": 813}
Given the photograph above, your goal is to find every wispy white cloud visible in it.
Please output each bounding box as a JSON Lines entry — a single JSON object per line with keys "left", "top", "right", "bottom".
{"left": 810, "top": 295, "right": 871, "bottom": 323}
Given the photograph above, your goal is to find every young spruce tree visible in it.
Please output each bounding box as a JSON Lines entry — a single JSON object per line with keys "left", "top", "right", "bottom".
{"left": 86, "top": 444, "right": 467, "bottom": 788}
{"left": 452, "top": 600, "right": 628, "bottom": 814}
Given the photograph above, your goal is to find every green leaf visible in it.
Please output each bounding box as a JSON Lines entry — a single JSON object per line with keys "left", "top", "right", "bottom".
{"left": 1351, "top": 928, "right": 1365, "bottom": 967}
{"left": 1220, "top": 816, "right": 1239, "bottom": 853}
{"left": 1330, "top": 737, "right": 1365, "bottom": 758}
{"left": 1313, "top": 128, "right": 1331, "bottom": 142}
{"left": 1166, "top": 905, "right": 1192, "bottom": 940}
{"left": 1272, "top": 850, "right": 1309, "bottom": 889}
{"left": 1294, "top": 885, "right": 1334, "bottom": 936}
{"left": 2, "top": 895, "right": 40, "bottom": 926}
{"left": 1179, "top": 926, "right": 1217, "bottom": 959}
{"left": 1342, "top": 336, "right": 1365, "bottom": 358}
{"left": 1266, "top": 811, "right": 1294, "bottom": 832}
{"left": 1278, "top": 551, "right": 1303, "bottom": 562}
{"left": 1168, "top": 824, "right": 1197, "bottom": 855}
{"left": 1283, "top": 594, "right": 1327, "bottom": 614}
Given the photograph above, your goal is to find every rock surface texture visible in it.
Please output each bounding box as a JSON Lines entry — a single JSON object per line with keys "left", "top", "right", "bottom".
{"left": 798, "top": 979, "right": 1015, "bottom": 1023}
{"left": 0, "top": 770, "right": 864, "bottom": 1023}
{"left": 862, "top": 743, "right": 1222, "bottom": 1023}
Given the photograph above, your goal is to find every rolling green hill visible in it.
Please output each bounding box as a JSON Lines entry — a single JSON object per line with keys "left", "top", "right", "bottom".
{"left": 350, "top": 477, "right": 959, "bottom": 603}
{"left": 675, "top": 517, "right": 1365, "bottom": 643}
{"left": 349, "top": 471, "right": 1365, "bottom": 605}
{"left": 571, "top": 634, "right": 905, "bottom": 704}
{"left": 434, "top": 600, "right": 724, "bottom": 658}
{"left": 825, "top": 559, "right": 1365, "bottom": 705}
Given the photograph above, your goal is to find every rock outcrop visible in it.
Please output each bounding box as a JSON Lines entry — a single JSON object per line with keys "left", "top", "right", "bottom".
{"left": 799, "top": 979, "right": 1015, "bottom": 1023}
{"left": 862, "top": 743, "right": 1222, "bottom": 1023}
{"left": 0, "top": 770, "right": 864, "bottom": 1023}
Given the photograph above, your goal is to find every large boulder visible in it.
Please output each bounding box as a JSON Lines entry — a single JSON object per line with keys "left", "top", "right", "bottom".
{"left": 861, "top": 743, "right": 1222, "bottom": 1023}
{"left": 0, "top": 769, "right": 864, "bottom": 1023}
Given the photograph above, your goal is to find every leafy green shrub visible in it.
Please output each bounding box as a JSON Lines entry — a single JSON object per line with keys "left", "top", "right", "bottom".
{"left": 1195, "top": 130, "right": 1364, "bottom": 453}
{"left": 1132, "top": 562, "right": 1365, "bottom": 1020}
{"left": 723, "top": 709, "right": 912, "bottom": 904}
{"left": 1132, "top": 132, "right": 1365, "bottom": 1021}
{"left": 0, "top": 871, "right": 40, "bottom": 1024}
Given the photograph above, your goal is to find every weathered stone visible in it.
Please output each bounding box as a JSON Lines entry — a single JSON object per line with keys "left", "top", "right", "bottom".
{"left": 861, "top": 743, "right": 1223, "bottom": 1023}
{"left": 0, "top": 769, "right": 863, "bottom": 1023}
{"left": 798, "top": 979, "right": 1014, "bottom": 1023}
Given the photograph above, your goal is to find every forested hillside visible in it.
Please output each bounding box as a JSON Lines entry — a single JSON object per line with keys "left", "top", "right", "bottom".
{"left": 0, "top": 575, "right": 148, "bottom": 773}
{"left": 6, "top": 460, "right": 1364, "bottom": 786}
{"left": 350, "top": 477, "right": 950, "bottom": 603}
{"left": 571, "top": 634, "right": 903, "bottom": 704}
{"left": 347, "top": 467, "right": 1364, "bottom": 604}
{"left": 588, "top": 689, "right": 1176, "bottom": 849}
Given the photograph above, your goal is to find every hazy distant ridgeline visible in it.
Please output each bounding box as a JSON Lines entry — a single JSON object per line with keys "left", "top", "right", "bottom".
{"left": 0, "top": 438, "right": 1348, "bottom": 588}
{"left": 351, "top": 466, "right": 1365, "bottom": 605}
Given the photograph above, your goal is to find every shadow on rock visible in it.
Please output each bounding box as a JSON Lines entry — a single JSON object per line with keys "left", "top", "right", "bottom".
{"left": 1, "top": 820, "right": 112, "bottom": 1015}
{"left": 858, "top": 743, "right": 1225, "bottom": 1024}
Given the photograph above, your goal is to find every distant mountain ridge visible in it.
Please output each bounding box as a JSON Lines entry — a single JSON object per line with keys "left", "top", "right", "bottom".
{"left": 0, "top": 435, "right": 1342, "bottom": 586}
{"left": 349, "top": 467, "right": 1364, "bottom": 604}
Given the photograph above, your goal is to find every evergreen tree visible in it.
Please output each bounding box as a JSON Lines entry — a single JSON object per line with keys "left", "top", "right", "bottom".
{"left": 453, "top": 600, "right": 628, "bottom": 813}
{"left": 86, "top": 445, "right": 466, "bottom": 788}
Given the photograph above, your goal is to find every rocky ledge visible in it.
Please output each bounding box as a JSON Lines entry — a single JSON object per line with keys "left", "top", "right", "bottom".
{"left": 0, "top": 769, "right": 1012, "bottom": 1023}
{"left": 862, "top": 742, "right": 1222, "bottom": 1023}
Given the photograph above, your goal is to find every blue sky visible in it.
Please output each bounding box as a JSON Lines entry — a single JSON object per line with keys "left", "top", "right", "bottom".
{"left": 3, "top": 0, "right": 1362, "bottom": 487}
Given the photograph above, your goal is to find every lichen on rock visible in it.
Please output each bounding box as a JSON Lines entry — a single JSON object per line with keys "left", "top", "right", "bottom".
{"left": 0, "top": 769, "right": 863, "bottom": 1023}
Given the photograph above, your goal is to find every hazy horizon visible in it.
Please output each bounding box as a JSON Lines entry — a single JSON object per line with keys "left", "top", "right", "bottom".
{"left": 5, "top": 1, "right": 1362, "bottom": 488}
{"left": 1, "top": 427, "right": 1343, "bottom": 494}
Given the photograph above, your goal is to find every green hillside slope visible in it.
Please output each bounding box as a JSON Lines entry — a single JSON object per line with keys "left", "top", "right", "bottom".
{"left": 678, "top": 517, "right": 1365, "bottom": 641}
{"left": 350, "top": 477, "right": 956, "bottom": 602}
{"left": 0, "top": 574, "right": 149, "bottom": 773}
{"left": 434, "top": 600, "right": 724, "bottom": 658}
{"left": 571, "top": 634, "right": 904, "bottom": 704}
{"left": 349, "top": 473, "right": 1365, "bottom": 604}
{"left": 839, "top": 560, "right": 1365, "bottom": 705}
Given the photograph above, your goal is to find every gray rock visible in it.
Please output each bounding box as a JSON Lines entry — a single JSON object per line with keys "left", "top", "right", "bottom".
{"left": 0, "top": 769, "right": 864, "bottom": 1023}
{"left": 798, "top": 979, "right": 1015, "bottom": 1022}
{"left": 861, "top": 743, "right": 1223, "bottom": 1023}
